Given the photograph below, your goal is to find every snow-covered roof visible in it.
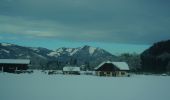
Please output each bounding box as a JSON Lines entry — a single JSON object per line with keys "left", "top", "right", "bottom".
{"left": 95, "top": 61, "right": 129, "bottom": 70}
{"left": 112, "top": 62, "right": 129, "bottom": 70}
{"left": 0, "top": 59, "right": 30, "bottom": 64}
{"left": 63, "top": 66, "right": 80, "bottom": 72}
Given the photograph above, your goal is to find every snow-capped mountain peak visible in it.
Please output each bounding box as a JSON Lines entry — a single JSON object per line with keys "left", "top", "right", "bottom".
{"left": 89, "top": 47, "right": 96, "bottom": 55}
{"left": 80, "top": 45, "right": 98, "bottom": 55}
{"left": 47, "top": 45, "right": 99, "bottom": 57}
{"left": 47, "top": 47, "right": 80, "bottom": 57}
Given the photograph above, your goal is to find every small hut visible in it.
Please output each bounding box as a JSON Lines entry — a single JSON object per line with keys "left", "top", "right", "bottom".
{"left": 0, "top": 59, "right": 30, "bottom": 73}
{"left": 63, "top": 66, "right": 80, "bottom": 75}
{"left": 95, "top": 61, "right": 129, "bottom": 77}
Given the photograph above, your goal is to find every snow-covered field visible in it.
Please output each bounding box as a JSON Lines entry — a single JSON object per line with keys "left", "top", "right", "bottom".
{"left": 0, "top": 71, "right": 170, "bottom": 100}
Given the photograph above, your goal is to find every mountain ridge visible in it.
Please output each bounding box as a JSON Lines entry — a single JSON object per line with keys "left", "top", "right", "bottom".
{"left": 0, "top": 43, "right": 118, "bottom": 70}
{"left": 141, "top": 40, "right": 170, "bottom": 72}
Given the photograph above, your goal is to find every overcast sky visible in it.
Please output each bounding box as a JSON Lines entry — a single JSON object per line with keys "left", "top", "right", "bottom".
{"left": 0, "top": 0, "right": 170, "bottom": 54}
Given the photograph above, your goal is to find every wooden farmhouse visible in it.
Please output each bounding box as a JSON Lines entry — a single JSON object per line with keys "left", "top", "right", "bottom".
{"left": 0, "top": 59, "right": 30, "bottom": 73}
{"left": 95, "top": 61, "right": 129, "bottom": 77}
{"left": 63, "top": 66, "right": 80, "bottom": 75}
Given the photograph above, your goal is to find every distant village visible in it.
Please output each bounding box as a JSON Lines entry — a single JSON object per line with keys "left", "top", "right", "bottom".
{"left": 0, "top": 59, "right": 130, "bottom": 77}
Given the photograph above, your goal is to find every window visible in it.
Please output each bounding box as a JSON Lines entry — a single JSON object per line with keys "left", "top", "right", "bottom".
{"left": 121, "top": 72, "right": 125, "bottom": 75}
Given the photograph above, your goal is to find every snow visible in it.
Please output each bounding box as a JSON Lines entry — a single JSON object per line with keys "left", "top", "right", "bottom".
{"left": 65, "top": 48, "right": 78, "bottom": 56}
{"left": 30, "top": 47, "right": 39, "bottom": 51}
{"left": 112, "top": 62, "right": 129, "bottom": 70}
{"left": 53, "top": 48, "right": 80, "bottom": 56}
{"left": 1, "top": 49, "right": 10, "bottom": 53}
{"left": 57, "top": 48, "right": 64, "bottom": 53}
{"left": 89, "top": 47, "right": 96, "bottom": 55}
{"left": 19, "top": 54, "right": 24, "bottom": 56}
{"left": 47, "top": 51, "right": 60, "bottom": 57}
{"left": 0, "top": 71, "right": 170, "bottom": 100}
{"left": 70, "top": 48, "right": 79, "bottom": 56}
{"left": 1, "top": 43, "right": 12, "bottom": 46}
{"left": 48, "top": 46, "right": 96, "bottom": 56}
{"left": 66, "top": 48, "right": 73, "bottom": 52}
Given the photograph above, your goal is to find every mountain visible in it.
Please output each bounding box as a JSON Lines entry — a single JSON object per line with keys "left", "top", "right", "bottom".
{"left": 0, "top": 43, "right": 118, "bottom": 70}
{"left": 46, "top": 45, "right": 118, "bottom": 70}
{"left": 0, "top": 43, "right": 53, "bottom": 69}
{"left": 141, "top": 40, "right": 170, "bottom": 73}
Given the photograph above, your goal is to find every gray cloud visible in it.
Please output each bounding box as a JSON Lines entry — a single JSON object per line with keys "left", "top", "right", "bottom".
{"left": 0, "top": 0, "right": 170, "bottom": 44}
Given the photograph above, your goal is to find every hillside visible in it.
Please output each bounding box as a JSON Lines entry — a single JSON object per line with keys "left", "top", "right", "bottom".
{"left": 141, "top": 40, "right": 170, "bottom": 72}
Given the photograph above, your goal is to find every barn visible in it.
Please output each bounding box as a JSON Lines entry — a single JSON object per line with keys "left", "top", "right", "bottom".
{"left": 0, "top": 59, "right": 30, "bottom": 73}
{"left": 63, "top": 66, "right": 80, "bottom": 75}
{"left": 95, "top": 61, "right": 129, "bottom": 77}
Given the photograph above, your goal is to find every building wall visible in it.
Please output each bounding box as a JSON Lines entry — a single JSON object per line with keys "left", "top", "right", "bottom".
{"left": 96, "top": 71, "right": 128, "bottom": 77}
{"left": 96, "top": 71, "right": 114, "bottom": 76}
{"left": 0, "top": 66, "right": 3, "bottom": 72}
{"left": 0, "top": 64, "right": 29, "bottom": 73}
{"left": 63, "top": 71, "right": 80, "bottom": 75}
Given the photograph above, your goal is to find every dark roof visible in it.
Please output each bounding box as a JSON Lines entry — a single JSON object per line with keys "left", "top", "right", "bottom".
{"left": 0, "top": 59, "right": 30, "bottom": 64}
{"left": 95, "top": 61, "right": 129, "bottom": 71}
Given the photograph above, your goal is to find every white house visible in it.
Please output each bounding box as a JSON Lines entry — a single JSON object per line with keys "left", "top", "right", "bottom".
{"left": 63, "top": 66, "right": 80, "bottom": 75}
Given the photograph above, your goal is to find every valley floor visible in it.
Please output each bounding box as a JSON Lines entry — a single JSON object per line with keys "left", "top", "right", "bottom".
{"left": 0, "top": 71, "right": 170, "bottom": 100}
